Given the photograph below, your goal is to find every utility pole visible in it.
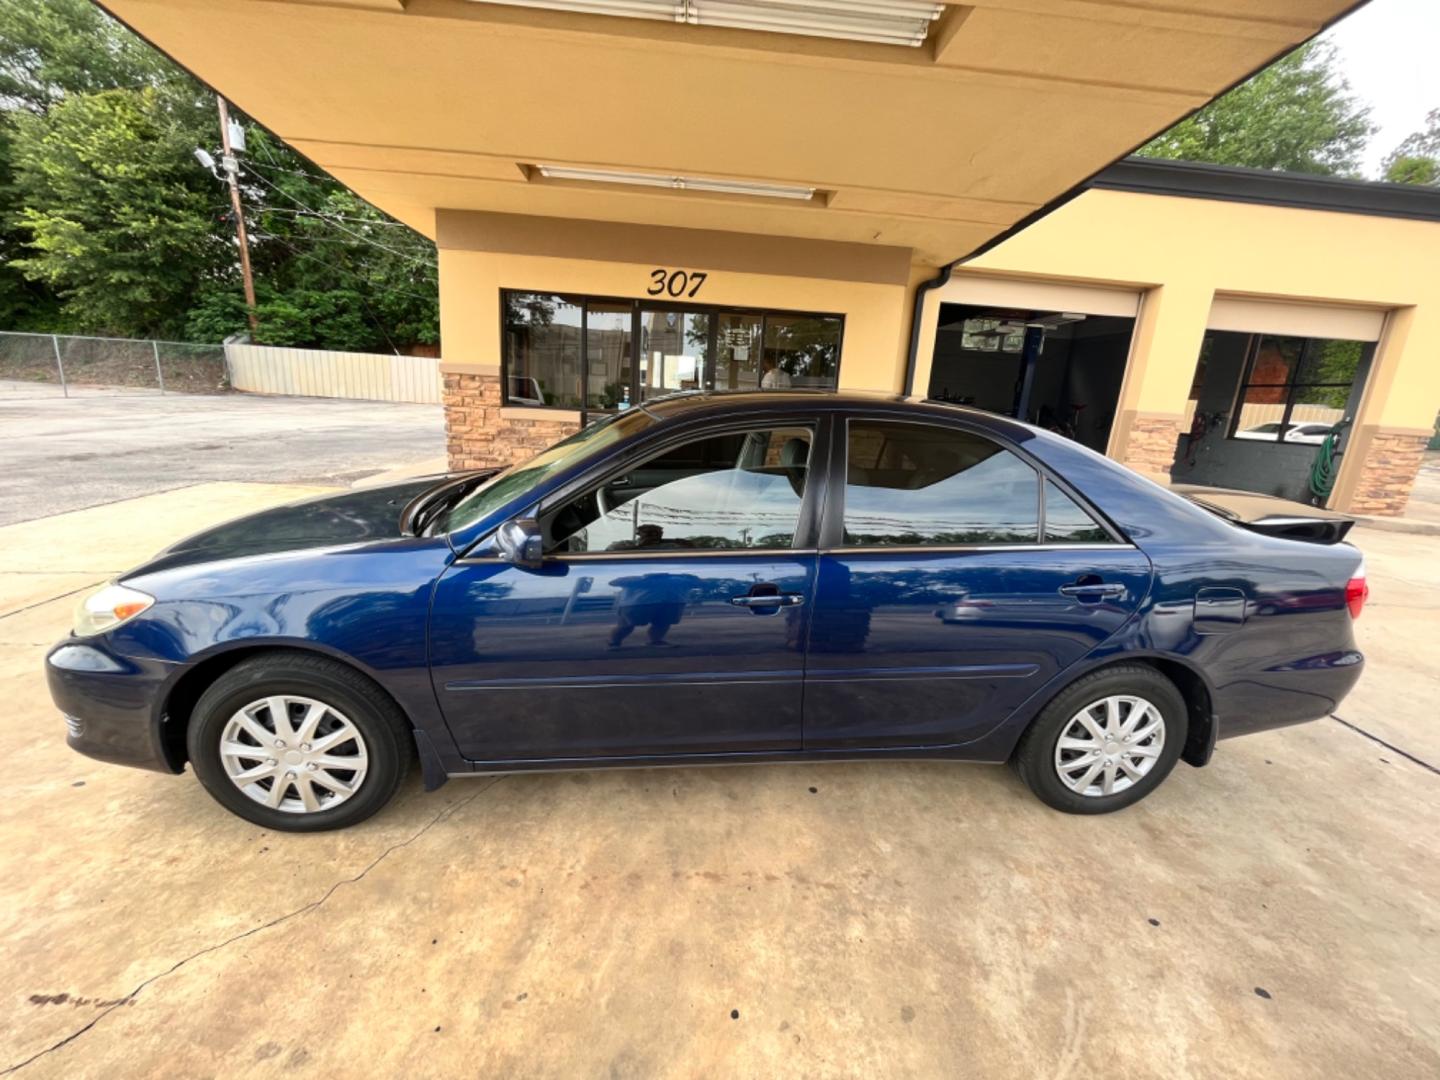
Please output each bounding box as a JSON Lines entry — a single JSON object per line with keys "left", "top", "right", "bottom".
{"left": 217, "top": 95, "right": 258, "bottom": 333}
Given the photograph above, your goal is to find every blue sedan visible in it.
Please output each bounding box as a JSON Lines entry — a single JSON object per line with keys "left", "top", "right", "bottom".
{"left": 47, "top": 392, "right": 1367, "bottom": 830}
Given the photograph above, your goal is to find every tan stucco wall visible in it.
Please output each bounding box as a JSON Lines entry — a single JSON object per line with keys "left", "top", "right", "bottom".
{"left": 914, "top": 187, "right": 1440, "bottom": 509}
{"left": 940, "top": 188, "right": 1440, "bottom": 431}
{"left": 436, "top": 211, "right": 915, "bottom": 396}
{"left": 435, "top": 190, "right": 1439, "bottom": 513}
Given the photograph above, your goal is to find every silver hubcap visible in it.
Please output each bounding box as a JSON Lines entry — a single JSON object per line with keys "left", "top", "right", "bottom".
{"left": 1054, "top": 694, "right": 1165, "bottom": 798}
{"left": 219, "top": 695, "right": 368, "bottom": 814}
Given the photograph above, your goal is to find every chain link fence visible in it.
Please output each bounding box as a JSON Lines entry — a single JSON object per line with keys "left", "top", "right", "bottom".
{"left": 0, "top": 331, "right": 229, "bottom": 396}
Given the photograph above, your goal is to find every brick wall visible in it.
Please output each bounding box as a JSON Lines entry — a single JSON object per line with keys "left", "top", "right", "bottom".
{"left": 443, "top": 370, "right": 581, "bottom": 471}
{"left": 1118, "top": 414, "right": 1183, "bottom": 477}
{"left": 1347, "top": 430, "right": 1429, "bottom": 517}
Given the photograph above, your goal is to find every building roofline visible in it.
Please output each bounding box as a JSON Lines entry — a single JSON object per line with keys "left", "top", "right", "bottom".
{"left": 1088, "top": 157, "right": 1440, "bottom": 223}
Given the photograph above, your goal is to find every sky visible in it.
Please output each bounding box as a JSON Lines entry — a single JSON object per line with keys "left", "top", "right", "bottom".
{"left": 1321, "top": 0, "right": 1440, "bottom": 177}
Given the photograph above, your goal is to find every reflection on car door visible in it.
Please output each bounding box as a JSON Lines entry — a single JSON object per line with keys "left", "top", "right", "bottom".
{"left": 429, "top": 423, "right": 822, "bottom": 762}
{"left": 804, "top": 419, "right": 1152, "bottom": 749}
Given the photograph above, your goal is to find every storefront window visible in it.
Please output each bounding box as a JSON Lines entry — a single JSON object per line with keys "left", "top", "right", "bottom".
{"left": 501, "top": 291, "right": 843, "bottom": 410}
{"left": 503, "top": 294, "right": 582, "bottom": 409}
{"left": 585, "top": 303, "right": 632, "bottom": 411}
{"left": 762, "top": 314, "right": 842, "bottom": 390}
{"left": 1230, "top": 335, "right": 1365, "bottom": 444}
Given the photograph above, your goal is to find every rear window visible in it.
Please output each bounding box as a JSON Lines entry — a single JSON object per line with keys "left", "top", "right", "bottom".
{"left": 1043, "top": 481, "right": 1110, "bottom": 543}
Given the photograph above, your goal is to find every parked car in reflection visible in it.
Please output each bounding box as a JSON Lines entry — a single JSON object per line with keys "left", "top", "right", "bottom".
{"left": 1235, "top": 420, "right": 1338, "bottom": 444}
{"left": 48, "top": 391, "right": 1366, "bottom": 831}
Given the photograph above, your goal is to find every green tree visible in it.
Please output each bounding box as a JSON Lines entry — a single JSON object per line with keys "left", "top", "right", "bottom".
{"left": 0, "top": 120, "right": 59, "bottom": 329}
{"left": 8, "top": 87, "right": 226, "bottom": 337}
{"left": 1139, "top": 43, "right": 1375, "bottom": 176}
{"left": 0, "top": 0, "right": 168, "bottom": 110}
{"left": 1381, "top": 108, "right": 1440, "bottom": 186}
{"left": 184, "top": 128, "right": 439, "bottom": 350}
{"left": 0, "top": 0, "right": 439, "bottom": 350}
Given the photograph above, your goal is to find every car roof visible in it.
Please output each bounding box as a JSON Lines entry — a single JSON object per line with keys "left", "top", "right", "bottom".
{"left": 636, "top": 389, "right": 1032, "bottom": 436}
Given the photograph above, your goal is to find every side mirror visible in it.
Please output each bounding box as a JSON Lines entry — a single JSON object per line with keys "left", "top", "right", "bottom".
{"left": 495, "top": 518, "right": 545, "bottom": 569}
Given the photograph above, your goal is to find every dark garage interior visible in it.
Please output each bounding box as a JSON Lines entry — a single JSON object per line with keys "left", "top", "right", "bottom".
{"left": 928, "top": 303, "right": 1134, "bottom": 454}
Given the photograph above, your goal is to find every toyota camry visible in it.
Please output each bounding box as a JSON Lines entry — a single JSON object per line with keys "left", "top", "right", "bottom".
{"left": 47, "top": 391, "right": 1367, "bottom": 830}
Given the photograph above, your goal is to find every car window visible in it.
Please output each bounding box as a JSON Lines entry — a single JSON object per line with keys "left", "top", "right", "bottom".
{"left": 1043, "top": 480, "right": 1110, "bottom": 543}
{"left": 548, "top": 426, "right": 813, "bottom": 553}
{"left": 439, "top": 408, "right": 657, "bottom": 534}
{"left": 842, "top": 421, "right": 1039, "bottom": 546}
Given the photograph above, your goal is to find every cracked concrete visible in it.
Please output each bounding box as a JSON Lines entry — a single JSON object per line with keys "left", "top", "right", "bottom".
{"left": 1, "top": 486, "right": 1437, "bottom": 1078}
{"left": 4, "top": 780, "right": 500, "bottom": 1074}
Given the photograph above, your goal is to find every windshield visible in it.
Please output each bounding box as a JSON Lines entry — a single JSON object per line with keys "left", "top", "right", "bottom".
{"left": 435, "top": 408, "right": 657, "bottom": 535}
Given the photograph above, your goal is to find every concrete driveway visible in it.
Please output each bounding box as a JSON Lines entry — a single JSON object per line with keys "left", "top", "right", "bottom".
{"left": 0, "top": 485, "right": 1437, "bottom": 1078}
{"left": 0, "top": 383, "right": 443, "bottom": 526}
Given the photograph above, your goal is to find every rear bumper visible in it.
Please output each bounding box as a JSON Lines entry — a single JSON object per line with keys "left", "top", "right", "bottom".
{"left": 46, "top": 641, "right": 181, "bottom": 774}
{"left": 1215, "top": 649, "right": 1365, "bottom": 740}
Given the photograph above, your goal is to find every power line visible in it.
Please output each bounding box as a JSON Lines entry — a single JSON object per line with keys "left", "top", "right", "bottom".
{"left": 240, "top": 163, "right": 436, "bottom": 268}
{"left": 251, "top": 205, "right": 415, "bottom": 228}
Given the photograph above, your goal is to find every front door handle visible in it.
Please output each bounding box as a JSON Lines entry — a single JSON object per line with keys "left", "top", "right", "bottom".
{"left": 729, "top": 594, "right": 805, "bottom": 608}
{"left": 1058, "top": 582, "right": 1126, "bottom": 599}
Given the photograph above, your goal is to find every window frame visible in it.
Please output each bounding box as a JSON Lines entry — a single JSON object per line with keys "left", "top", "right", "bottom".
{"left": 819, "top": 414, "right": 1129, "bottom": 553}
{"left": 498, "top": 289, "right": 847, "bottom": 413}
{"left": 1225, "top": 333, "right": 1364, "bottom": 445}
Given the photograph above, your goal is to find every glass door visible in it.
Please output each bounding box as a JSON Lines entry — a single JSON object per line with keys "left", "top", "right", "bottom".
{"left": 713, "top": 312, "right": 764, "bottom": 391}
{"left": 636, "top": 307, "right": 710, "bottom": 403}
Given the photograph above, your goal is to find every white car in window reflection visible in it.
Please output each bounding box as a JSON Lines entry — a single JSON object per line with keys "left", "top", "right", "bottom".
{"left": 1235, "top": 421, "right": 1337, "bottom": 445}
{"left": 507, "top": 375, "right": 546, "bottom": 406}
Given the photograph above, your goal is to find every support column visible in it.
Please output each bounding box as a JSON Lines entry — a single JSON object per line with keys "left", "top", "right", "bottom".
{"left": 1330, "top": 305, "right": 1440, "bottom": 516}
{"left": 1108, "top": 283, "right": 1213, "bottom": 477}
{"left": 438, "top": 246, "right": 582, "bottom": 471}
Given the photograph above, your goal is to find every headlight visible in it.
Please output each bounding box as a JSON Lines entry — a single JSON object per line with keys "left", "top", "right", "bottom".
{"left": 74, "top": 584, "right": 155, "bottom": 638}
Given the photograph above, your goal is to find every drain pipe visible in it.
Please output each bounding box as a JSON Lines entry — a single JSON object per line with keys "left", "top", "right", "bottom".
{"left": 903, "top": 261, "right": 955, "bottom": 397}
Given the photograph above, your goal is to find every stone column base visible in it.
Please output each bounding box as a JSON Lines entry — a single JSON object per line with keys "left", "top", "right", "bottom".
{"left": 443, "top": 370, "right": 582, "bottom": 471}
{"left": 1114, "top": 411, "right": 1184, "bottom": 479}
{"left": 1345, "top": 428, "right": 1430, "bottom": 517}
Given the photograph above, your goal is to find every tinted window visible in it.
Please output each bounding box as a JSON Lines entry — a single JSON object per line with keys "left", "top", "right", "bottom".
{"left": 440, "top": 409, "right": 657, "bottom": 534}
{"left": 503, "top": 293, "right": 582, "bottom": 408}
{"left": 1043, "top": 481, "right": 1110, "bottom": 543}
{"left": 550, "top": 427, "right": 812, "bottom": 553}
{"left": 843, "top": 422, "right": 1038, "bottom": 546}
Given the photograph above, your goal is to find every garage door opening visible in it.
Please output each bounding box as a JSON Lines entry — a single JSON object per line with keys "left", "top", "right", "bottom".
{"left": 927, "top": 303, "right": 1134, "bottom": 453}
{"left": 1172, "top": 330, "right": 1374, "bottom": 506}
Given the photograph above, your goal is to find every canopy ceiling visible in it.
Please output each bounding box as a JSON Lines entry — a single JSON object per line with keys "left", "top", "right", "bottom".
{"left": 99, "top": 0, "right": 1363, "bottom": 265}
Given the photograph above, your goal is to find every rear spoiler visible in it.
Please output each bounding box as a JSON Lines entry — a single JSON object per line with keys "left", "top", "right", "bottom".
{"left": 1170, "top": 484, "right": 1356, "bottom": 544}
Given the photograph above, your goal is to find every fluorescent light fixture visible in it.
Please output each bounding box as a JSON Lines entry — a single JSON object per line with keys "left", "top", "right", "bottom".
{"left": 537, "top": 164, "right": 817, "bottom": 200}
{"left": 468, "top": 0, "right": 946, "bottom": 47}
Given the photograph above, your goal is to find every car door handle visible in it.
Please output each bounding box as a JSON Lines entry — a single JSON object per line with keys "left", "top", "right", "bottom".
{"left": 730, "top": 594, "right": 805, "bottom": 608}
{"left": 1058, "top": 583, "right": 1126, "bottom": 598}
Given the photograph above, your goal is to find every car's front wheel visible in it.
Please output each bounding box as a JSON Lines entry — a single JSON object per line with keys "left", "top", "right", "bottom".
{"left": 187, "top": 652, "right": 413, "bottom": 831}
{"left": 1012, "top": 665, "right": 1188, "bottom": 814}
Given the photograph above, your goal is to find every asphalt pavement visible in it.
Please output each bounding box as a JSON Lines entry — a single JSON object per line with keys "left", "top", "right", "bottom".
{"left": 0, "top": 382, "right": 444, "bottom": 526}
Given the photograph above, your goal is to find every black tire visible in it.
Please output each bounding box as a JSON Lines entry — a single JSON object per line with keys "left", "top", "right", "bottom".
{"left": 1012, "top": 664, "right": 1188, "bottom": 815}
{"left": 187, "top": 651, "right": 414, "bottom": 832}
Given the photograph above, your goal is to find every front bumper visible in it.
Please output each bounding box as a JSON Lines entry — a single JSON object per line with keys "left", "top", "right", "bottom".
{"left": 46, "top": 641, "right": 182, "bottom": 773}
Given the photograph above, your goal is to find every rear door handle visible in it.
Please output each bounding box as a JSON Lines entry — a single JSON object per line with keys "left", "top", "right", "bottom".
{"left": 730, "top": 594, "right": 805, "bottom": 608}
{"left": 1059, "top": 583, "right": 1126, "bottom": 598}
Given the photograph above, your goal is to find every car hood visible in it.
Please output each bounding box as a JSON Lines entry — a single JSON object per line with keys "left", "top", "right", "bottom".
{"left": 123, "top": 476, "right": 447, "bottom": 578}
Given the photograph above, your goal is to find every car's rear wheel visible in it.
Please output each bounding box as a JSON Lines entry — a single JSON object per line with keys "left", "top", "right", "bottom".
{"left": 187, "top": 652, "right": 413, "bottom": 832}
{"left": 1012, "top": 665, "right": 1187, "bottom": 814}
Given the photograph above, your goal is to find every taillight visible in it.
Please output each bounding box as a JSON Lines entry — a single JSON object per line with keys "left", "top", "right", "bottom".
{"left": 1345, "top": 560, "right": 1368, "bottom": 619}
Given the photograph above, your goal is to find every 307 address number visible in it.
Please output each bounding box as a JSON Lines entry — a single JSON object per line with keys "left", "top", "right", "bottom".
{"left": 647, "top": 269, "right": 708, "bottom": 298}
